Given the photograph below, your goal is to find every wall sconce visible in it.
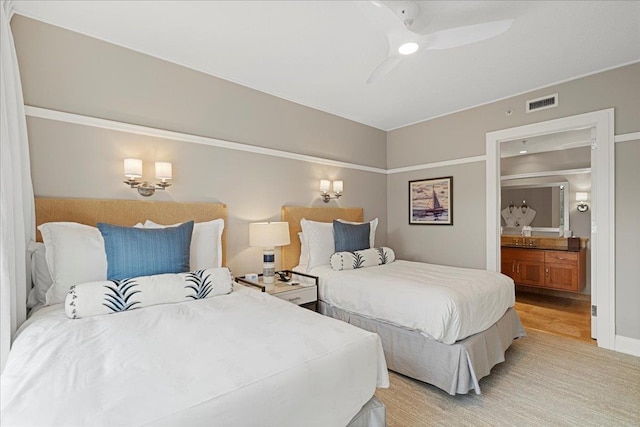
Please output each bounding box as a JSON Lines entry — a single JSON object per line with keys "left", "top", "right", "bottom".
{"left": 320, "top": 179, "right": 343, "bottom": 203}
{"left": 576, "top": 192, "right": 589, "bottom": 212}
{"left": 123, "top": 159, "right": 172, "bottom": 197}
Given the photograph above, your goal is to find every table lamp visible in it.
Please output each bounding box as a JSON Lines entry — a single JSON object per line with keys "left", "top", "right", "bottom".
{"left": 249, "top": 222, "right": 290, "bottom": 287}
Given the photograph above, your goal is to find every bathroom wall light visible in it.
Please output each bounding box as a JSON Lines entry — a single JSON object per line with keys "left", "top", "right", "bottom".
{"left": 576, "top": 192, "right": 589, "bottom": 212}
{"left": 320, "top": 180, "right": 343, "bottom": 203}
{"left": 124, "top": 159, "right": 172, "bottom": 197}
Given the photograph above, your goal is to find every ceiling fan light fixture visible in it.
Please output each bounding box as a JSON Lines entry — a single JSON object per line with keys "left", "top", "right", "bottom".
{"left": 398, "top": 42, "right": 419, "bottom": 55}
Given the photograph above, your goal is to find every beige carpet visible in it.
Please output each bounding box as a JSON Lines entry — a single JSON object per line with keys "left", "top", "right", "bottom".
{"left": 375, "top": 329, "right": 640, "bottom": 426}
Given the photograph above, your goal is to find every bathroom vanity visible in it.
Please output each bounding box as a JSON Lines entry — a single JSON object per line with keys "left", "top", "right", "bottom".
{"left": 501, "top": 236, "right": 588, "bottom": 293}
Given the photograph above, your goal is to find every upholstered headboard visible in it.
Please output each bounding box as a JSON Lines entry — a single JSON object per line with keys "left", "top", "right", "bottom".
{"left": 35, "top": 198, "right": 228, "bottom": 266}
{"left": 280, "top": 206, "right": 363, "bottom": 271}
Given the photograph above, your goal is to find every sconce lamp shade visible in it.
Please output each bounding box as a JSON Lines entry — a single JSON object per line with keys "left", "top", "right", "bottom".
{"left": 249, "top": 222, "right": 291, "bottom": 248}
{"left": 124, "top": 158, "right": 142, "bottom": 178}
{"left": 320, "top": 179, "right": 331, "bottom": 193}
{"left": 155, "top": 162, "right": 172, "bottom": 180}
{"left": 576, "top": 192, "right": 588, "bottom": 202}
{"left": 333, "top": 180, "right": 343, "bottom": 193}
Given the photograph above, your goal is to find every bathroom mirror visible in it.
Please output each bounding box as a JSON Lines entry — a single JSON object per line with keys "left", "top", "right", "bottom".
{"left": 500, "top": 180, "right": 569, "bottom": 234}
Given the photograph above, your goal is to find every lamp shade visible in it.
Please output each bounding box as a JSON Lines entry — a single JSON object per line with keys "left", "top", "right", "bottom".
{"left": 576, "top": 192, "right": 588, "bottom": 202}
{"left": 333, "top": 180, "right": 343, "bottom": 193}
{"left": 124, "top": 158, "right": 142, "bottom": 178}
{"left": 249, "top": 222, "right": 290, "bottom": 248}
{"left": 155, "top": 162, "right": 172, "bottom": 180}
{"left": 320, "top": 179, "right": 331, "bottom": 192}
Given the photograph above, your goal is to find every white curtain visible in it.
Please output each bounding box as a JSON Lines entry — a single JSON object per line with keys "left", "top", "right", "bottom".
{"left": 0, "top": 0, "right": 35, "bottom": 373}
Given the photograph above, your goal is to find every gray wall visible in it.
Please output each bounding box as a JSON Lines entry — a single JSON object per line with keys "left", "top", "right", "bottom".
{"left": 12, "top": 15, "right": 388, "bottom": 277}
{"left": 615, "top": 140, "right": 640, "bottom": 339}
{"left": 387, "top": 64, "right": 639, "bottom": 339}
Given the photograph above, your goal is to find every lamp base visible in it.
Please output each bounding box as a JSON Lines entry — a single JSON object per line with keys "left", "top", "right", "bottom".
{"left": 262, "top": 247, "right": 275, "bottom": 285}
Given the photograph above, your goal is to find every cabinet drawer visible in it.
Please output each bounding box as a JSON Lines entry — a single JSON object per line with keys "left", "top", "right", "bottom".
{"left": 545, "top": 251, "right": 578, "bottom": 265}
{"left": 274, "top": 286, "right": 316, "bottom": 306}
{"left": 502, "top": 248, "right": 544, "bottom": 262}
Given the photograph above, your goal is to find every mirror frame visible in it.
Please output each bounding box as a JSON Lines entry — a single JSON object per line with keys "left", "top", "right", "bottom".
{"left": 500, "top": 180, "right": 569, "bottom": 233}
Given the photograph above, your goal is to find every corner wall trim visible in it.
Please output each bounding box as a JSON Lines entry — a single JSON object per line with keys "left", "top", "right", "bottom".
{"left": 24, "top": 106, "right": 388, "bottom": 175}
{"left": 386, "top": 155, "right": 486, "bottom": 174}
{"left": 614, "top": 132, "right": 640, "bottom": 143}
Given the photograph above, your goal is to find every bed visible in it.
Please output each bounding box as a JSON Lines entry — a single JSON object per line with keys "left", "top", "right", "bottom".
{"left": 1, "top": 198, "right": 389, "bottom": 427}
{"left": 282, "top": 206, "right": 526, "bottom": 396}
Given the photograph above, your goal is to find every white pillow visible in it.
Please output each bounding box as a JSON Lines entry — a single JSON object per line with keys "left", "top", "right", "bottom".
{"left": 144, "top": 219, "right": 224, "bottom": 269}
{"left": 66, "top": 267, "right": 233, "bottom": 319}
{"left": 26, "top": 242, "right": 53, "bottom": 309}
{"left": 300, "top": 219, "right": 335, "bottom": 272}
{"left": 337, "top": 218, "right": 378, "bottom": 248}
{"left": 330, "top": 247, "right": 395, "bottom": 271}
{"left": 298, "top": 232, "right": 309, "bottom": 269}
{"left": 38, "top": 222, "right": 108, "bottom": 305}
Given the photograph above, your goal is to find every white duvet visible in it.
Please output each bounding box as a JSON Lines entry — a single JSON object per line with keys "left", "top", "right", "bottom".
{"left": 310, "top": 260, "right": 516, "bottom": 345}
{"left": 1, "top": 285, "right": 388, "bottom": 427}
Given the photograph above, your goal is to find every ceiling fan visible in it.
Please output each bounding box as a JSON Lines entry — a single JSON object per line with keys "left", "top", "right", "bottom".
{"left": 358, "top": 1, "right": 514, "bottom": 83}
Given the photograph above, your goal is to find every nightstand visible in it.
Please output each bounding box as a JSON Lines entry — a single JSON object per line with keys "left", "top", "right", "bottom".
{"left": 235, "top": 270, "right": 319, "bottom": 311}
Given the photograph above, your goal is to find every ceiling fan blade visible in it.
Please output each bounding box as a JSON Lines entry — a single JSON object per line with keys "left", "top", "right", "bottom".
{"left": 425, "top": 19, "right": 514, "bottom": 50}
{"left": 356, "top": 0, "right": 405, "bottom": 33}
{"left": 367, "top": 55, "right": 403, "bottom": 84}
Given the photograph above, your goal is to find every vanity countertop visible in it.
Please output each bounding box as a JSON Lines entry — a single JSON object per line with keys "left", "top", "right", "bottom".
{"left": 501, "top": 244, "right": 579, "bottom": 251}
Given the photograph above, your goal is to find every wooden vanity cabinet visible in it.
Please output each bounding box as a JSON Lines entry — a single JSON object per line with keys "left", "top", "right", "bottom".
{"left": 501, "top": 247, "right": 586, "bottom": 292}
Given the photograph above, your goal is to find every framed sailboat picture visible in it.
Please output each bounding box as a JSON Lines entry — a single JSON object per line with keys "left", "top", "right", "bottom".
{"left": 409, "top": 176, "right": 453, "bottom": 225}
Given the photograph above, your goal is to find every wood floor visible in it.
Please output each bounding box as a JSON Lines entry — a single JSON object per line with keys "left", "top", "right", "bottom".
{"left": 514, "top": 291, "right": 594, "bottom": 344}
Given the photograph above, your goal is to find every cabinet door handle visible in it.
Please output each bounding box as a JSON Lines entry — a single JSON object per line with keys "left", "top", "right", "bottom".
{"left": 557, "top": 256, "right": 564, "bottom": 260}
{"left": 512, "top": 262, "right": 515, "bottom": 273}
{"left": 546, "top": 268, "right": 550, "bottom": 275}
{"left": 516, "top": 264, "right": 520, "bottom": 274}
{"left": 287, "top": 297, "right": 301, "bottom": 302}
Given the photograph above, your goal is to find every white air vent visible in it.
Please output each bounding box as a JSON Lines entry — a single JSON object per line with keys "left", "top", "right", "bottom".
{"left": 525, "top": 93, "right": 558, "bottom": 113}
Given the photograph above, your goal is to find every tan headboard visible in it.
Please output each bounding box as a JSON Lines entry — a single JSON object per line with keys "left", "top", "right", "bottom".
{"left": 35, "top": 198, "right": 228, "bottom": 266}
{"left": 281, "top": 206, "right": 363, "bottom": 271}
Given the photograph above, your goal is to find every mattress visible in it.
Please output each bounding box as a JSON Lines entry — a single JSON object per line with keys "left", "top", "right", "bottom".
{"left": 309, "top": 260, "right": 516, "bottom": 344}
{"left": 1, "top": 285, "right": 389, "bottom": 426}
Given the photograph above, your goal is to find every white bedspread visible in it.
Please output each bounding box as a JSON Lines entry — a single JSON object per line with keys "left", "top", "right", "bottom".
{"left": 310, "top": 260, "right": 515, "bottom": 344}
{"left": 1, "top": 285, "right": 388, "bottom": 427}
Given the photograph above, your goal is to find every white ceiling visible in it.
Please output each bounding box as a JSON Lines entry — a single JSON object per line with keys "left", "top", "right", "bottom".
{"left": 12, "top": 1, "right": 640, "bottom": 131}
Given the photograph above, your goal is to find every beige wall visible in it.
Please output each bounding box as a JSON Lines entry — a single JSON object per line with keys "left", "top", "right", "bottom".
{"left": 615, "top": 140, "right": 640, "bottom": 339}
{"left": 12, "top": 15, "right": 388, "bottom": 276}
{"left": 387, "top": 63, "right": 639, "bottom": 339}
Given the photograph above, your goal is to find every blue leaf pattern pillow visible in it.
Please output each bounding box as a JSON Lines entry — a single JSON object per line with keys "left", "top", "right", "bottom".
{"left": 65, "top": 267, "right": 233, "bottom": 319}
{"left": 330, "top": 247, "right": 395, "bottom": 271}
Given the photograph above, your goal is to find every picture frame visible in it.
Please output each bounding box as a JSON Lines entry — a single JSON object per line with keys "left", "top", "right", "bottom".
{"left": 409, "top": 176, "right": 453, "bottom": 225}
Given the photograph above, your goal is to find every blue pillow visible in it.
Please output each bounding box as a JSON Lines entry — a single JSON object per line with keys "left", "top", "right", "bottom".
{"left": 333, "top": 220, "right": 370, "bottom": 252}
{"left": 97, "top": 221, "right": 194, "bottom": 280}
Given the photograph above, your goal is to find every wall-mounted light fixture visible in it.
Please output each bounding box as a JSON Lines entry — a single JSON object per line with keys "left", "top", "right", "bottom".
{"left": 320, "top": 179, "right": 343, "bottom": 203}
{"left": 576, "top": 192, "right": 589, "bottom": 212}
{"left": 123, "top": 159, "right": 172, "bottom": 197}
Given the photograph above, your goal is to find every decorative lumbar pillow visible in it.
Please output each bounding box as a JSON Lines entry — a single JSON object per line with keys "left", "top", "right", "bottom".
{"left": 300, "top": 218, "right": 335, "bottom": 271}
{"left": 97, "top": 221, "right": 194, "bottom": 280}
{"left": 38, "top": 222, "right": 108, "bottom": 306}
{"left": 333, "top": 220, "right": 370, "bottom": 252}
{"left": 337, "top": 218, "right": 378, "bottom": 248}
{"left": 143, "top": 219, "right": 225, "bottom": 269}
{"left": 65, "top": 267, "right": 233, "bottom": 319}
{"left": 330, "top": 247, "right": 395, "bottom": 271}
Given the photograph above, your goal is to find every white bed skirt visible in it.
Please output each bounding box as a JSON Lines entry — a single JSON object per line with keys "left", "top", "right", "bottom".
{"left": 319, "top": 303, "right": 526, "bottom": 395}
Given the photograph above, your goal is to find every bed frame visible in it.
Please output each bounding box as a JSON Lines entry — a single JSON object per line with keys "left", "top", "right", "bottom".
{"left": 35, "top": 198, "right": 227, "bottom": 266}
{"left": 281, "top": 205, "right": 526, "bottom": 395}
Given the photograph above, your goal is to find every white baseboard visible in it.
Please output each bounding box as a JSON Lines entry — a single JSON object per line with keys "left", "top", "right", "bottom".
{"left": 614, "top": 335, "right": 640, "bottom": 357}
